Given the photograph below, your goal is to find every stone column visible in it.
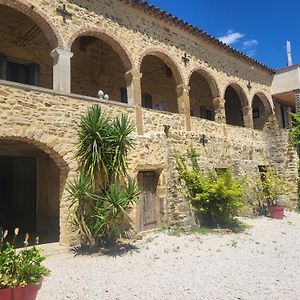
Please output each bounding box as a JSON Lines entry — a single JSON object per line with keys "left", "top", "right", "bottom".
{"left": 286, "top": 106, "right": 292, "bottom": 128}
{"left": 212, "top": 97, "right": 226, "bottom": 124}
{"left": 242, "top": 106, "right": 254, "bottom": 129}
{"left": 177, "top": 84, "right": 191, "bottom": 131}
{"left": 294, "top": 89, "right": 300, "bottom": 113}
{"left": 125, "top": 69, "right": 143, "bottom": 135}
{"left": 51, "top": 48, "right": 73, "bottom": 94}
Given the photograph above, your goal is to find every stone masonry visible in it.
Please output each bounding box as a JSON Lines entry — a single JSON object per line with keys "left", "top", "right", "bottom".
{"left": 0, "top": 0, "right": 298, "bottom": 245}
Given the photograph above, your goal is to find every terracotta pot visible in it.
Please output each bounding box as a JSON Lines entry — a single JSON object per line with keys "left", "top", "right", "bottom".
{"left": 0, "top": 288, "right": 11, "bottom": 300}
{"left": 268, "top": 205, "right": 285, "bottom": 219}
{"left": 1, "top": 278, "right": 43, "bottom": 300}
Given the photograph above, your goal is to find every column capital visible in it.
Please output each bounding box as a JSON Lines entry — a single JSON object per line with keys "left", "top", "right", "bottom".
{"left": 50, "top": 47, "right": 73, "bottom": 60}
{"left": 176, "top": 84, "right": 190, "bottom": 97}
{"left": 242, "top": 105, "right": 251, "bottom": 114}
{"left": 125, "top": 69, "right": 142, "bottom": 83}
{"left": 212, "top": 97, "right": 225, "bottom": 108}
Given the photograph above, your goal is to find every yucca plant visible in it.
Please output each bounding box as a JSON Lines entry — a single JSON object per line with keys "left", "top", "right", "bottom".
{"left": 69, "top": 106, "right": 140, "bottom": 246}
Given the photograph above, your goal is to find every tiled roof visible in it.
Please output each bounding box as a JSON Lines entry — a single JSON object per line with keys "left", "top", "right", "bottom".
{"left": 123, "top": 0, "right": 274, "bottom": 73}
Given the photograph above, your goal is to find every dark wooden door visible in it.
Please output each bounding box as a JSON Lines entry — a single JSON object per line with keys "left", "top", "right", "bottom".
{"left": 138, "top": 172, "right": 158, "bottom": 231}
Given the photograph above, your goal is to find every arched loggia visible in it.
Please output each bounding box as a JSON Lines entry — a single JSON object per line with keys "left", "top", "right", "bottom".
{"left": 252, "top": 93, "right": 273, "bottom": 130}
{"left": 189, "top": 69, "right": 219, "bottom": 120}
{"left": 0, "top": 4, "right": 59, "bottom": 88}
{"left": 224, "top": 84, "right": 248, "bottom": 127}
{"left": 140, "top": 52, "right": 183, "bottom": 113}
{"left": 70, "top": 31, "right": 132, "bottom": 102}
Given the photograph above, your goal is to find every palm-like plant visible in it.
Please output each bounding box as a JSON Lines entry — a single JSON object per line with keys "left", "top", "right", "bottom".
{"left": 69, "top": 106, "right": 139, "bottom": 246}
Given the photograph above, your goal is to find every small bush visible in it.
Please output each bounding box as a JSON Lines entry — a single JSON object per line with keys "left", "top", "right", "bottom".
{"left": 176, "top": 148, "right": 245, "bottom": 227}
{"left": 0, "top": 229, "right": 50, "bottom": 289}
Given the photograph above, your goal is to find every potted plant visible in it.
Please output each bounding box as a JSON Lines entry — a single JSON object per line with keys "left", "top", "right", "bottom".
{"left": 0, "top": 228, "right": 50, "bottom": 300}
{"left": 256, "top": 168, "right": 286, "bottom": 219}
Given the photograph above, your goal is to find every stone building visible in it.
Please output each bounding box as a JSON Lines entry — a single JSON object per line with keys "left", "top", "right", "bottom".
{"left": 0, "top": 0, "right": 298, "bottom": 244}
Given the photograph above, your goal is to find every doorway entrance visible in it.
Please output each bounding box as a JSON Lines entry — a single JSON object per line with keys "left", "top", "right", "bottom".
{"left": 0, "top": 139, "right": 62, "bottom": 243}
{"left": 0, "top": 156, "right": 36, "bottom": 233}
{"left": 138, "top": 171, "right": 159, "bottom": 231}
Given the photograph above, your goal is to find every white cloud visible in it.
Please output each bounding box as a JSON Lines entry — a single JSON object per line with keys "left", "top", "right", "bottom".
{"left": 218, "top": 30, "right": 245, "bottom": 45}
{"left": 243, "top": 39, "right": 258, "bottom": 48}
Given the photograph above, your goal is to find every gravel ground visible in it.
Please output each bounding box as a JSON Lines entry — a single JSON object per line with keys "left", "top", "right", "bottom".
{"left": 38, "top": 212, "right": 300, "bottom": 300}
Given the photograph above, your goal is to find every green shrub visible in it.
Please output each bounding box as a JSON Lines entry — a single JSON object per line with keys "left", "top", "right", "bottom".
{"left": 254, "top": 168, "right": 286, "bottom": 208}
{"left": 290, "top": 113, "right": 300, "bottom": 210}
{"left": 0, "top": 229, "right": 50, "bottom": 289}
{"left": 68, "top": 106, "right": 140, "bottom": 246}
{"left": 176, "top": 148, "right": 245, "bottom": 226}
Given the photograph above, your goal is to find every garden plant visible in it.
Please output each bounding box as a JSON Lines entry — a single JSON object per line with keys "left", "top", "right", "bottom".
{"left": 176, "top": 148, "right": 245, "bottom": 229}
{"left": 68, "top": 106, "right": 140, "bottom": 246}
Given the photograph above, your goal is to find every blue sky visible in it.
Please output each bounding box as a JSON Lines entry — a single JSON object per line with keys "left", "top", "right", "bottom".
{"left": 148, "top": 0, "right": 300, "bottom": 70}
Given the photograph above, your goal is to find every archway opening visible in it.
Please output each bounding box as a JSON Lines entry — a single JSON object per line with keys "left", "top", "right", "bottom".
{"left": 189, "top": 71, "right": 217, "bottom": 121}
{"left": 0, "top": 5, "right": 53, "bottom": 88}
{"left": 252, "top": 94, "right": 272, "bottom": 130}
{"left": 0, "top": 140, "right": 62, "bottom": 243}
{"left": 140, "top": 55, "right": 178, "bottom": 113}
{"left": 225, "top": 85, "right": 245, "bottom": 127}
{"left": 71, "top": 35, "right": 129, "bottom": 102}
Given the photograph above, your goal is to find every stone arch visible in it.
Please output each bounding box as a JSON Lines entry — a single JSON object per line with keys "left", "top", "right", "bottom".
{"left": 188, "top": 67, "right": 220, "bottom": 98}
{"left": 0, "top": 134, "right": 69, "bottom": 243}
{"left": 138, "top": 48, "right": 184, "bottom": 86}
{"left": 223, "top": 82, "right": 249, "bottom": 107}
{"left": 67, "top": 26, "right": 133, "bottom": 71}
{"left": 188, "top": 67, "right": 220, "bottom": 120}
{"left": 0, "top": 0, "right": 63, "bottom": 49}
{"left": 251, "top": 92, "right": 274, "bottom": 130}
{"left": 224, "top": 83, "right": 249, "bottom": 127}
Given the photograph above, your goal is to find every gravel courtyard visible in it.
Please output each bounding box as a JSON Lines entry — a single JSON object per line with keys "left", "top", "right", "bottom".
{"left": 38, "top": 212, "right": 300, "bottom": 300}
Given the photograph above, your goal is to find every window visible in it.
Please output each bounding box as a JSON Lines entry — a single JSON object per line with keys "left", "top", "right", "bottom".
{"left": 142, "top": 93, "right": 153, "bottom": 109}
{"left": 252, "top": 107, "right": 260, "bottom": 119}
{"left": 200, "top": 106, "right": 214, "bottom": 121}
{"left": 120, "top": 87, "right": 128, "bottom": 103}
{"left": 0, "top": 54, "right": 40, "bottom": 86}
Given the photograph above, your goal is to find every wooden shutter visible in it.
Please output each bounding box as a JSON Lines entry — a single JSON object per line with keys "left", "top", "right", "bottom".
{"left": 0, "top": 54, "right": 7, "bottom": 80}
{"left": 29, "top": 63, "right": 40, "bottom": 86}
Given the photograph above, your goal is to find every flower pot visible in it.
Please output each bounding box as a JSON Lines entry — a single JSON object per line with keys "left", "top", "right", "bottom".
{"left": 1, "top": 278, "right": 43, "bottom": 300}
{"left": 268, "top": 205, "right": 285, "bottom": 219}
{"left": 0, "top": 288, "right": 11, "bottom": 300}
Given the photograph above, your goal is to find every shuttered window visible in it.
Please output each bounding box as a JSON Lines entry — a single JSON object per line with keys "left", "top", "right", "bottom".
{"left": 0, "top": 53, "right": 40, "bottom": 86}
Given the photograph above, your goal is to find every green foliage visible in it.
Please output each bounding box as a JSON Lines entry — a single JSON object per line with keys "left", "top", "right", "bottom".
{"left": 290, "top": 113, "right": 300, "bottom": 210}
{"left": 290, "top": 113, "right": 300, "bottom": 146}
{"left": 255, "top": 168, "right": 286, "bottom": 208}
{"left": 176, "top": 148, "right": 245, "bottom": 226}
{"left": 69, "top": 106, "right": 140, "bottom": 246}
{"left": 0, "top": 229, "right": 50, "bottom": 289}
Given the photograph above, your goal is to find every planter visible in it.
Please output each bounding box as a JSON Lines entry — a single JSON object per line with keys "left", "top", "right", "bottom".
{"left": 0, "top": 278, "right": 43, "bottom": 300}
{"left": 0, "top": 288, "right": 11, "bottom": 300}
{"left": 268, "top": 205, "right": 285, "bottom": 219}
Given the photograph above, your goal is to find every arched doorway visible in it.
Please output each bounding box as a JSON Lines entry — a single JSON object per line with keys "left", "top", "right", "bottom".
{"left": 0, "top": 5, "right": 53, "bottom": 88}
{"left": 224, "top": 84, "right": 247, "bottom": 127}
{"left": 189, "top": 70, "right": 219, "bottom": 120}
{"left": 252, "top": 93, "right": 272, "bottom": 130}
{"left": 0, "top": 139, "right": 67, "bottom": 243}
{"left": 140, "top": 54, "right": 180, "bottom": 113}
{"left": 71, "top": 34, "right": 131, "bottom": 102}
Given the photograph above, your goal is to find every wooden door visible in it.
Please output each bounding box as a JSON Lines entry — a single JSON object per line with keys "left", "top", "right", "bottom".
{"left": 138, "top": 172, "right": 158, "bottom": 231}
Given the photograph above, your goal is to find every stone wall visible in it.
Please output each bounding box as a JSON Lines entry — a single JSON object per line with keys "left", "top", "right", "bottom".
{"left": 0, "top": 0, "right": 298, "bottom": 245}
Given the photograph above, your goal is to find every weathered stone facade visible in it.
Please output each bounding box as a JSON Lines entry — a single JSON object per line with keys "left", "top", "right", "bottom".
{"left": 0, "top": 0, "right": 298, "bottom": 245}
